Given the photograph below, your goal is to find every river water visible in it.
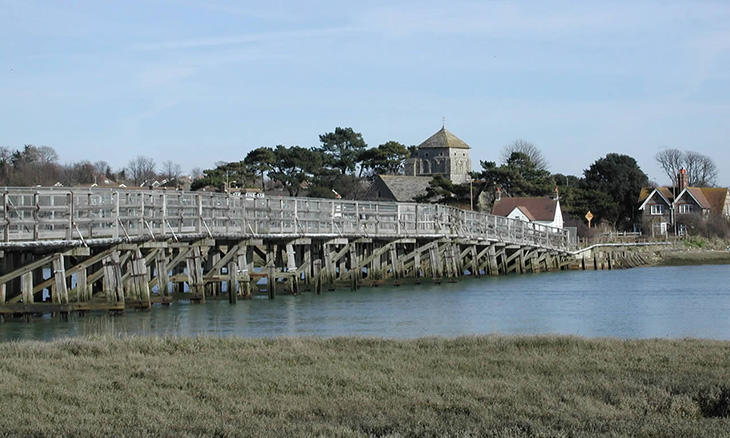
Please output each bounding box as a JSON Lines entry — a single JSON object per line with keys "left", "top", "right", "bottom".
{"left": 2, "top": 264, "right": 730, "bottom": 341}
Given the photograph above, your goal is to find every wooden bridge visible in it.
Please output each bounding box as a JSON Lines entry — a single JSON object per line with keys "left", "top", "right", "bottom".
{"left": 0, "top": 187, "right": 576, "bottom": 320}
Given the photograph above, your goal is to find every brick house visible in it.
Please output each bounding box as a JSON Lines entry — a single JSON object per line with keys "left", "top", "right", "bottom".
{"left": 638, "top": 169, "right": 730, "bottom": 236}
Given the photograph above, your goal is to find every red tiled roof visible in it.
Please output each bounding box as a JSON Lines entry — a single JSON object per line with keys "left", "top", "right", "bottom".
{"left": 639, "top": 187, "right": 675, "bottom": 203}
{"left": 699, "top": 188, "right": 730, "bottom": 215}
{"left": 685, "top": 188, "right": 711, "bottom": 208}
{"left": 492, "top": 197, "right": 558, "bottom": 221}
{"left": 515, "top": 206, "right": 536, "bottom": 221}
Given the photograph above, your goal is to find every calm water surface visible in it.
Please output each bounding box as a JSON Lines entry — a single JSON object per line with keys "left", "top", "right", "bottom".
{"left": 2, "top": 265, "right": 729, "bottom": 341}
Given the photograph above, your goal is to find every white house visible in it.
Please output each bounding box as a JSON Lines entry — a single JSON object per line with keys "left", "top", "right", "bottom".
{"left": 491, "top": 188, "right": 563, "bottom": 229}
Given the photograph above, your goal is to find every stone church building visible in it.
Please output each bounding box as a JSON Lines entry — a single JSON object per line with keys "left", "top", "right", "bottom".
{"left": 404, "top": 126, "right": 472, "bottom": 184}
{"left": 364, "top": 126, "right": 473, "bottom": 202}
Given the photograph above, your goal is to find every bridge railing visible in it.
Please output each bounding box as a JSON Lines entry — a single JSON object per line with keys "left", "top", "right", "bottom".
{"left": 1, "top": 188, "right": 574, "bottom": 251}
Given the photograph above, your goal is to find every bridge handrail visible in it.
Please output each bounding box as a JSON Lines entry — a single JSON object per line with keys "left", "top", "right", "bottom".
{"left": 0, "top": 188, "right": 575, "bottom": 251}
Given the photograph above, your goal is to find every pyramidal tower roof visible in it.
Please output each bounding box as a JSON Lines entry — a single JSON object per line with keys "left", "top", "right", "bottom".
{"left": 417, "top": 127, "right": 470, "bottom": 149}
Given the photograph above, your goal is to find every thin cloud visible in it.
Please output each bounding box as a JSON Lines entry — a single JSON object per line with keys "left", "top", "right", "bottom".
{"left": 134, "top": 26, "right": 356, "bottom": 51}
{"left": 353, "top": 1, "right": 726, "bottom": 43}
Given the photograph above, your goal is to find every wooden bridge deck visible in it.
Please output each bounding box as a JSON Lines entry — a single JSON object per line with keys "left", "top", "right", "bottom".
{"left": 0, "top": 188, "right": 578, "bottom": 320}
{"left": 1, "top": 188, "right": 572, "bottom": 249}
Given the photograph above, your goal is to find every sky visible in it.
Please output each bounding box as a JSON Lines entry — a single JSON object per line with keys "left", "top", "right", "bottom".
{"left": 2, "top": 0, "right": 729, "bottom": 186}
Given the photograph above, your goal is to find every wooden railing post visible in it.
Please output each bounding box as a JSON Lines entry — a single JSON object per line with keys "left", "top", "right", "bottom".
{"left": 293, "top": 198, "right": 299, "bottom": 234}
{"left": 242, "top": 197, "right": 250, "bottom": 234}
{"left": 113, "top": 191, "right": 120, "bottom": 239}
{"left": 138, "top": 192, "right": 145, "bottom": 236}
{"left": 2, "top": 191, "right": 8, "bottom": 242}
{"left": 32, "top": 192, "right": 39, "bottom": 240}
{"left": 66, "top": 192, "right": 74, "bottom": 240}
{"left": 196, "top": 194, "right": 203, "bottom": 234}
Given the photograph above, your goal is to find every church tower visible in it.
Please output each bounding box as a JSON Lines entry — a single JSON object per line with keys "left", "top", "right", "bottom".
{"left": 404, "top": 126, "right": 472, "bottom": 184}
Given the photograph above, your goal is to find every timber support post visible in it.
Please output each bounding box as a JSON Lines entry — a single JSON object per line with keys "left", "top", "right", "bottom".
{"left": 187, "top": 245, "right": 204, "bottom": 303}
{"left": 268, "top": 265, "right": 276, "bottom": 299}
{"left": 228, "top": 259, "right": 238, "bottom": 304}
{"left": 313, "top": 259, "right": 322, "bottom": 295}
{"left": 103, "top": 251, "right": 124, "bottom": 305}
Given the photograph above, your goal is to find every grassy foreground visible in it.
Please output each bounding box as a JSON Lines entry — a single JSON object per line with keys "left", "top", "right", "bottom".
{"left": 1, "top": 336, "right": 730, "bottom": 438}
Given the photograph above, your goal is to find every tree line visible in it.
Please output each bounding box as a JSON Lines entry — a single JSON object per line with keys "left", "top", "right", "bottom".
{"left": 0, "top": 145, "right": 188, "bottom": 188}
{"left": 190, "top": 127, "right": 411, "bottom": 198}
{"left": 2, "top": 130, "right": 720, "bottom": 232}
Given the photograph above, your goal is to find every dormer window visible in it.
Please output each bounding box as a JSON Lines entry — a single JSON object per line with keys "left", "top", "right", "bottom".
{"left": 650, "top": 204, "right": 665, "bottom": 215}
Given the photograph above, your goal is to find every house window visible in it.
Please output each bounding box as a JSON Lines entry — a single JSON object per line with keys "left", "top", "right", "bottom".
{"left": 678, "top": 204, "right": 693, "bottom": 214}
{"left": 677, "top": 224, "right": 688, "bottom": 236}
{"left": 650, "top": 204, "right": 665, "bottom": 215}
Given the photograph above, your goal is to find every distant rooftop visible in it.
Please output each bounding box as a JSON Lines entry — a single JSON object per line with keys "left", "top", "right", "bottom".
{"left": 492, "top": 197, "right": 559, "bottom": 222}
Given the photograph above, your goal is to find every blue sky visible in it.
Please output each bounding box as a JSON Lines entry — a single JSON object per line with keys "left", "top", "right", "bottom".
{"left": 2, "top": 0, "right": 729, "bottom": 186}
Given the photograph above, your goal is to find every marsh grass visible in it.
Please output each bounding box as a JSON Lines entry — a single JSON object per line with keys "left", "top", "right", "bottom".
{"left": 1, "top": 336, "right": 729, "bottom": 437}
{"left": 657, "top": 250, "right": 730, "bottom": 266}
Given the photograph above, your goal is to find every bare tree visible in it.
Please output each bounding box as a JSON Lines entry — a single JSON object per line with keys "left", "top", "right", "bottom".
{"left": 190, "top": 167, "right": 203, "bottom": 180}
{"left": 36, "top": 145, "right": 59, "bottom": 164}
{"left": 685, "top": 151, "right": 717, "bottom": 187}
{"left": 655, "top": 149, "right": 684, "bottom": 185}
{"left": 655, "top": 149, "right": 717, "bottom": 187}
{"left": 93, "top": 160, "right": 112, "bottom": 179}
{"left": 12, "top": 144, "right": 58, "bottom": 166}
{"left": 0, "top": 147, "right": 13, "bottom": 185}
{"left": 160, "top": 160, "right": 183, "bottom": 181}
{"left": 8, "top": 145, "right": 62, "bottom": 186}
{"left": 61, "top": 161, "right": 96, "bottom": 186}
{"left": 127, "top": 156, "right": 156, "bottom": 186}
{"left": 500, "top": 139, "right": 549, "bottom": 171}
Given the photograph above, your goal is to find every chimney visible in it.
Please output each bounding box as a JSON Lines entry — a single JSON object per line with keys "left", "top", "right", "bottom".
{"left": 553, "top": 187, "right": 559, "bottom": 200}
{"left": 678, "top": 168, "right": 689, "bottom": 191}
{"left": 495, "top": 186, "right": 502, "bottom": 202}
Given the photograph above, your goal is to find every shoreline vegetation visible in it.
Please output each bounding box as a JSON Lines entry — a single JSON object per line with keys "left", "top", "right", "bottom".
{"left": 1, "top": 336, "right": 729, "bottom": 437}
{"left": 645, "top": 240, "right": 730, "bottom": 266}
{"left": 656, "top": 249, "right": 730, "bottom": 266}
